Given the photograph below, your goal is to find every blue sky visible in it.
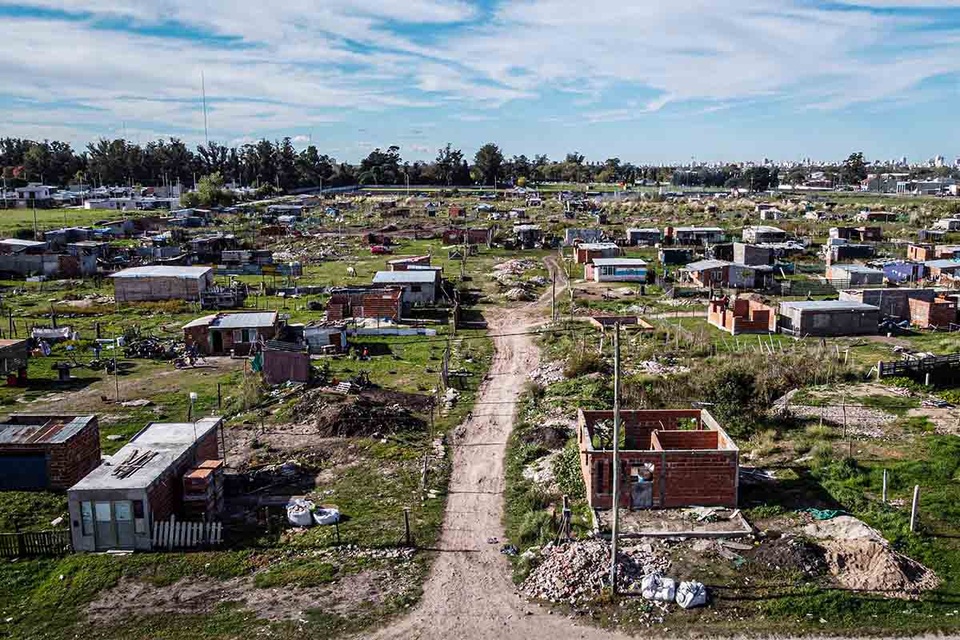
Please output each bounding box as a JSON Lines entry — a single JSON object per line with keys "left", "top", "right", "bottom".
{"left": 1, "top": 0, "right": 960, "bottom": 164}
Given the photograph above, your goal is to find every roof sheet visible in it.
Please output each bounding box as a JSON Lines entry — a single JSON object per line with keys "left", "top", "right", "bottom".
{"left": 683, "top": 259, "right": 730, "bottom": 271}
{"left": 830, "top": 264, "right": 884, "bottom": 274}
{"left": 373, "top": 271, "right": 436, "bottom": 284}
{"left": 780, "top": 300, "right": 879, "bottom": 312}
{"left": 924, "top": 259, "right": 960, "bottom": 269}
{"left": 183, "top": 312, "right": 277, "bottom": 330}
{"left": 591, "top": 258, "right": 648, "bottom": 267}
{"left": 110, "top": 266, "right": 212, "bottom": 279}
{"left": 0, "top": 416, "right": 95, "bottom": 445}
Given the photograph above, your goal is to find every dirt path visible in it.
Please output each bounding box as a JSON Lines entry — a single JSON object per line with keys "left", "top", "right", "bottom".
{"left": 370, "top": 264, "right": 630, "bottom": 640}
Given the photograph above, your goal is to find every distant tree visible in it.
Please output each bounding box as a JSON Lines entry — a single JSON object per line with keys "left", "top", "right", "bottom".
{"left": 435, "top": 144, "right": 464, "bottom": 186}
{"left": 473, "top": 143, "right": 504, "bottom": 186}
{"left": 359, "top": 145, "right": 402, "bottom": 185}
{"left": 194, "top": 172, "right": 234, "bottom": 207}
{"left": 840, "top": 152, "right": 868, "bottom": 186}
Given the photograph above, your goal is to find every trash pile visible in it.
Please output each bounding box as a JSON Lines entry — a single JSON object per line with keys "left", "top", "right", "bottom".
{"left": 287, "top": 391, "right": 426, "bottom": 437}
{"left": 802, "top": 515, "right": 941, "bottom": 597}
{"left": 528, "top": 361, "right": 564, "bottom": 385}
{"left": 747, "top": 535, "right": 827, "bottom": 576}
{"left": 123, "top": 336, "right": 182, "bottom": 360}
{"left": 519, "top": 539, "right": 670, "bottom": 604}
{"left": 632, "top": 359, "right": 689, "bottom": 376}
{"left": 493, "top": 259, "right": 542, "bottom": 300}
{"left": 503, "top": 287, "right": 536, "bottom": 301}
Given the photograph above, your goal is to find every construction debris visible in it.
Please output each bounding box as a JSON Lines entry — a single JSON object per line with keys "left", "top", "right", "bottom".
{"left": 528, "top": 361, "right": 564, "bottom": 386}
{"left": 519, "top": 539, "right": 669, "bottom": 605}
{"left": 287, "top": 390, "right": 426, "bottom": 437}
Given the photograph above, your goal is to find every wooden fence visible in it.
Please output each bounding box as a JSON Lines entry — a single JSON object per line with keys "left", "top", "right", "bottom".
{"left": 152, "top": 517, "right": 223, "bottom": 550}
{"left": 0, "top": 529, "right": 72, "bottom": 558}
{"left": 878, "top": 353, "right": 960, "bottom": 378}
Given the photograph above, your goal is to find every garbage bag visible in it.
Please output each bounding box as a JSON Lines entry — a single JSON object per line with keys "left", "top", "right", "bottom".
{"left": 641, "top": 573, "right": 676, "bottom": 602}
{"left": 286, "top": 498, "right": 314, "bottom": 527}
{"left": 313, "top": 507, "right": 340, "bottom": 526}
{"left": 676, "top": 581, "right": 708, "bottom": 609}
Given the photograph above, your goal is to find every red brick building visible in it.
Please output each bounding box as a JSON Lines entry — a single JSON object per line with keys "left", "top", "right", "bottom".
{"left": 707, "top": 296, "right": 777, "bottom": 335}
{"left": 0, "top": 415, "right": 100, "bottom": 490}
{"left": 577, "top": 409, "right": 739, "bottom": 510}
{"left": 909, "top": 296, "right": 958, "bottom": 330}
{"left": 326, "top": 287, "right": 403, "bottom": 322}
{"left": 182, "top": 311, "right": 279, "bottom": 356}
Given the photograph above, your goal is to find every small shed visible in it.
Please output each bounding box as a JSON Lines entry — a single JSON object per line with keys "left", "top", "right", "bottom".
{"left": 262, "top": 342, "right": 311, "bottom": 385}
{"left": 626, "top": 228, "right": 661, "bottom": 246}
{"left": 585, "top": 258, "right": 648, "bottom": 282}
{"left": 574, "top": 242, "right": 620, "bottom": 265}
{"left": 826, "top": 264, "right": 884, "bottom": 286}
{"left": 372, "top": 270, "right": 437, "bottom": 307}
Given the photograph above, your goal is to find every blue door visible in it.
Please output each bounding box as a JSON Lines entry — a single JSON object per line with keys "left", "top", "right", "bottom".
{"left": 0, "top": 454, "right": 49, "bottom": 490}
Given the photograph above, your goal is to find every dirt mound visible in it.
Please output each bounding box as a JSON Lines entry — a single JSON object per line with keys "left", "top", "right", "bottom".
{"left": 289, "top": 391, "right": 425, "bottom": 437}
{"left": 747, "top": 535, "right": 827, "bottom": 576}
{"left": 520, "top": 425, "right": 569, "bottom": 449}
{"left": 803, "top": 515, "right": 940, "bottom": 597}
{"left": 362, "top": 388, "right": 435, "bottom": 413}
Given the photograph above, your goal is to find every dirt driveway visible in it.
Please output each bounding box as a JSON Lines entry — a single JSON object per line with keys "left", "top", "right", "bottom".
{"left": 369, "top": 269, "right": 631, "bottom": 639}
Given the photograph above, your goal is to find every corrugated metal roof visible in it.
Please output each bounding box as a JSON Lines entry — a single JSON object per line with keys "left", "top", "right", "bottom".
{"left": 591, "top": 258, "right": 648, "bottom": 267}
{"left": 925, "top": 259, "right": 960, "bottom": 269}
{"left": 373, "top": 271, "right": 436, "bottom": 284}
{"left": 830, "top": 264, "right": 884, "bottom": 274}
{"left": 780, "top": 300, "right": 879, "bottom": 312}
{"left": 683, "top": 259, "right": 730, "bottom": 271}
{"left": 183, "top": 312, "right": 277, "bottom": 330}
{"left": 0, "top": 416, "right": 95, "bottom": 445}
{"left": 578, "top": 242, "right": 619, "bottom": 250}
{"left": 110, "top": 266, "right": 213, "bottom": 279}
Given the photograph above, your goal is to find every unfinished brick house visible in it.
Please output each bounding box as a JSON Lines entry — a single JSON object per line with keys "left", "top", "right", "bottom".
{"left": 326, "top": 287, "right": 403, "bottom": 322}
{"left": 577, "top": 409, "right": 739, "bottom": 510}
{"left": 909, "top": 296, "right": 958, "bottom": 330}
{"left": 707, "top": 296, "right": 777, "bottom": 335}
{"left": 0, "top": 415, "right": 100, "bottom": 490}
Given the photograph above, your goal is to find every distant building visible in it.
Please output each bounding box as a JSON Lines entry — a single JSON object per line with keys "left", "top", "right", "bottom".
{"left": 182, "top": 311, "right": 279, "bottom": 356}
{"left": 372, "top": 270, "right": 438, "bottom": 307}
{"left": 573, "top": 242, "right": 620, "bottom": 265}
{"left": 585, "top": 258, "right": 648, "bottom": 282}
{"left": 707, "top": 296, "right": 777, "bottom": 335}
{"left": 778, "top": 300, "right": 879, "bottom": 336}
{"left": 110, "top": 266, "right": 215, "bottom": 303}
{"left": 626, "top": 228, "right": 661, "bottom": 246}
{"left": 742, "top": 226, "right": 787, "bottom": 244}
{"left": 563, "top": 228, "right": 604, "bottom": 247}
{"left": 826, "top": 264, "right": 884, "bottom": 286}
{"left": 668, "top": 226, "right": 724, "bottom": 246}
{"left": 733, "top": 243, "right": 773, "bottom": 266}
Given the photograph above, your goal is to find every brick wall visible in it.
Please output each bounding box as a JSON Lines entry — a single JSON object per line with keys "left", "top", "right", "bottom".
{"left": 909, "top": 297, "right": 957, "bottom": 329}
{"left": 46, "top": 418, "right": 101, "bottom": 489}
{"left": 147, "top": 428, "right": 220, "bottom": 520}
{"left": 653, "top": 430, "right": 719, "bottom": 450}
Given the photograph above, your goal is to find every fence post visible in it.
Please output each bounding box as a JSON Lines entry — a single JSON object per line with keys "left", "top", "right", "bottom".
{"left": 910, "top": 485, "right": 920, "bottom": 532}
{"left": 403, "top": 508, "right": 411, "bottom": 547}
{"left": 15, "top": 525, "right": 25, "bottom": 557}
{"left": 882, "top": 470, "right": 888, "bottom": 503}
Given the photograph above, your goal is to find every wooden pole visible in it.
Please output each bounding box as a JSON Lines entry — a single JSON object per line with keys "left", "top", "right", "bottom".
{"left": 910, "top": 485, "right": 920, "bottom": 532}
{"left": 610, "top": 322, "right": 621, "bottom": 594}
{"left": 403, "top": 508, "right": 411, "bottom": 547}
{"left": 882, "top": 469, "right": 888, "bottom": 503}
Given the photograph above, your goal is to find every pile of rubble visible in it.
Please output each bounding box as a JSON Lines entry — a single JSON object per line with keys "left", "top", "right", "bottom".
{"left": 632, "top": 359, "right": 689, "bottom": 376}
{"left": 520, "top": 539, "right": 669, "bottom": 605}
{"left": 528, "top": 361, "right": 564, "bottom": 385}
{"left": 503, "top": 287, "right": 536, "bottom": 301}
{"left": 771, "top": 390, "right": 895, "bottom": 439}
{"left": 287, "top": 391, "right": 426, "bottom": 437}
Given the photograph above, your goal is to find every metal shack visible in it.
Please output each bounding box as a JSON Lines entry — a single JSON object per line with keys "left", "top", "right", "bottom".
{"left": 0, "top": 415, "right": 100, "bottom": 490}
{"left": 67, "top": 417, "right": 222, "bottom": 552}
{"left": 778, "top": 300, "right": 880, "bottom": 336}
{"left": 585, "top": 258, "right": 648, "bottom": 282}
{"left": 110, "top": 265, "right": 215, "bottom": 303}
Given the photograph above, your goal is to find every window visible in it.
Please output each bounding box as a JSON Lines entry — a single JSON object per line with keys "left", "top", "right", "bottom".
{"left": 133, "top": 500, "right": 146, "bottom": 534}
{"left": 95, "top": 502, "right": 111, "bottom": 522}
{"left": 411, "top": 285, "right": 422, "bottom": 293}
{"left": 81, "top": 502, "right": 94, "bottom": 535}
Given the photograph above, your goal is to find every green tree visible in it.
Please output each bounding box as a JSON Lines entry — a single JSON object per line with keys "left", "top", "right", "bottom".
{"left": 473, "top": 143, "right": 504, "bottom": 186}
{"left": 840, "top": 152, "right": 868, "bottom": 186}
{"left": 435, "top": 143, "right": 464, "bottom": 186}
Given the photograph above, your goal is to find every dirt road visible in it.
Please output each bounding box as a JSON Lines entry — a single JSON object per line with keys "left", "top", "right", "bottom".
{"left": 370, "top": 267, "right": 630, "bottom": 639}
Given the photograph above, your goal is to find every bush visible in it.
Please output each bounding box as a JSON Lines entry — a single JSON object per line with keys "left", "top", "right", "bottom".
{"left": 563, "top": 351, "right": 606, "bottom": 378}
{"left": 552, "top": 441, "right": 585, "bottom": 500}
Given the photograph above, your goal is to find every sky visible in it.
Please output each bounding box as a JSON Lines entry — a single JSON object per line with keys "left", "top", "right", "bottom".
{"left": 1, "top": 0, "right": 960, "bottom": 164}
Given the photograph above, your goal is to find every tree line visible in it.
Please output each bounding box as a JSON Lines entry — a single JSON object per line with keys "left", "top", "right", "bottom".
{"left": 3, "top": 137, "right": 951, "bottom": 193}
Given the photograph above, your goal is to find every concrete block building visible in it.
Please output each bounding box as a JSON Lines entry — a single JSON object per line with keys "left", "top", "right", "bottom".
{"left": 778, "top": 300, "right": 879, "bottom": 336}
{"left": 707, "top": 297, "right": 777, "bottom": 335}
{"left": 110, "top": 266, "right": 214, "bottom": 303}
{"left": 577, "top": 409, "right": 739, "bottom": 510}
{"left": 68, "top": 418, "right": 222, "bottom": 552}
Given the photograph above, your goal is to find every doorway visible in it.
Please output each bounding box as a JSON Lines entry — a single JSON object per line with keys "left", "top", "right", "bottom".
{"left": 629, "top": 464, "right": 654, "bottom": 510}
{"left": 211, "top": 331, "right": 223, "bottom": 354}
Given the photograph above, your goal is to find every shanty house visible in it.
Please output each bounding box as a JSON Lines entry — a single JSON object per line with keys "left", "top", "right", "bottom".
{"left": 67, "top": 418, "right": 223, "bottom": 552}
{"left": 0, "top": 339, "right": 30, "bottom": 385}
{"left": 513, "top": 224, "right": 543, "bottom": 249}
{"left": 742, "top": 226, "right": 787, "bottom": 244}
{"left": 778, "top": 300, "right": 879, "bottom": 336}
{"left": 707, "top": 297, "right": 776, "bottom": 335}
{"left": 909, "top": 296, "right": 957, "bottom": 330}
{"left": 670, "top": 226, "right": 724, "bottom": 246}
{"left": 110, "top": 266, "right": 214, "bottom": 303}
{"left": 925, "top": 259, "right": 960, "bottom": 280}
{"left": 183, "top": 311, "right": 279, "bottom": 356}
{"left": 682, "top": 260, "right": 772, "bottom": 290}
{"left": 564, "top": 228, "right": 603, "bottom": 247}
{"left": 626, "top": 228, "right": 661, "bottom": 246}
{"left": 840, "top": 288, "right": 937, "bottom": 320}
{"left": 733, "top": 243, "right": 773, "bottom": 266}
{"left": 578, "top": 409, "right": 739, "bottom": 510}
{"left": 372, "top": 270, "right": 437, "bottom": 307}
{"left": 326, "top": 287, "right": 403, "bottom": 322}
{"left": 0, "top": 415, "right": 99, "bottom": 490}
{"left": 826, "top": 264, "right": 884, "bottom": 286}
{"left": 585, "top": 258, "right": 648, "bottom": 282}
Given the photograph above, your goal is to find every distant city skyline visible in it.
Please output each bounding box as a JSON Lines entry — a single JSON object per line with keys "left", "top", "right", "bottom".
{"left": 2, "top": 1, "right": 960, "bottom": 163}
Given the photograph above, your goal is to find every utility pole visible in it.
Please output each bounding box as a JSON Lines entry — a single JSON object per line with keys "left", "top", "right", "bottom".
{"left": 609, "top": 321, "right": 622, "bottom": 594}
{"left": 551, "top": 270, "right": 557, "bottom": 323}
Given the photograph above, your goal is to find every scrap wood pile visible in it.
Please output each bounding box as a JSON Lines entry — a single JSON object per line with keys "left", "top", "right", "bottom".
{"left": 123, "top": 336, "right": 183, "bottom": 360}
{"left": 520, "top": 539, "right": 670, "bottom": 605}
{"left": 287, "top": 389, "right": 426, "bottom": 437}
